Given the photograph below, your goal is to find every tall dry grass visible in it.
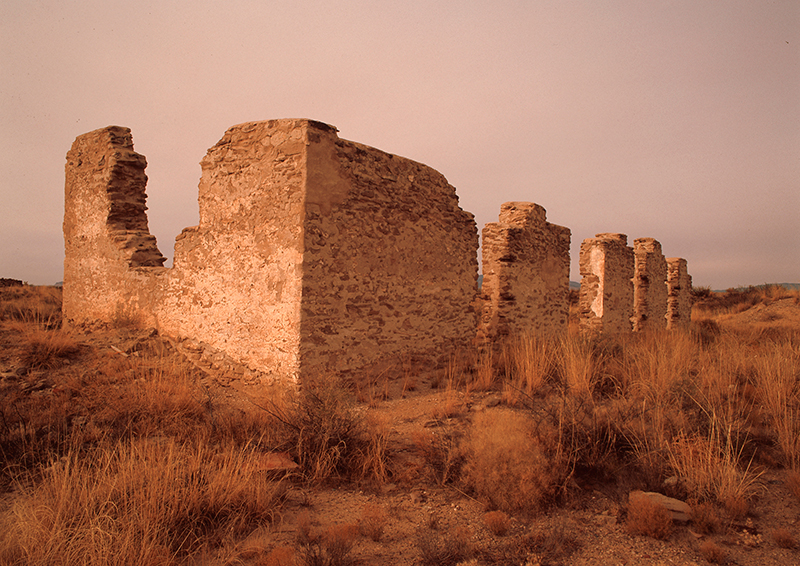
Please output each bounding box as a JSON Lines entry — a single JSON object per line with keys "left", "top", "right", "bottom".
{"left": 0, "top": 438, "right": 286, "bottom": 565}
{"left": 455, "top": 293, "right": 799, "bottom": 507}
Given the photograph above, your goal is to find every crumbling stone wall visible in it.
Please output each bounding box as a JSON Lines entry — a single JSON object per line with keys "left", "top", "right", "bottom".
{"left": 64, "top": 120, "right": 477, "bottom": 382}
{"left": 632, "top": 238, "right": 668, "bottom": 332}
{"left": 477, "top": 202, "right": 570, "bottom": 343}
{"left": 667, "top": 257, "right": 693, "bottom": 328}
{"left": 578, "top": 233, "right": 634, "bottom": 334}
{"left": 63, "top": 126, "right": 166, "bottom": 328}
{"left": 300, "top": 130, "right": 478, "bottom": 377}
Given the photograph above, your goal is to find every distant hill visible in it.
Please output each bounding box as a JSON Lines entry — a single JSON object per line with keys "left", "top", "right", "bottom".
{"left": 712, "top": 283, "right": 800, "bottom": 293}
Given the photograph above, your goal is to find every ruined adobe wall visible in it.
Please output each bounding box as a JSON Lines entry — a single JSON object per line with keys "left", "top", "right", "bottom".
{"left": 632, "top": 237, "right": 668, "bottom": 332}
{"left": 63, "top": 126, "right": 166, "bottom": 327}
{"left": 477, "top": 202, "right": 570, "bottom": 342}
{"left": 299, "top": 126, "right": 479, "bottom": 378}
{"left": 578, "top": 233, "right": 634, "bottom": 334}
{"left": 64, "top": 120, "right": 478, "bottom": 382}
{"left": 157, "top": 120, "right": 311, "bottom": 380}
{"left": 667, "top": 257, "right": 693, "bottom": 328}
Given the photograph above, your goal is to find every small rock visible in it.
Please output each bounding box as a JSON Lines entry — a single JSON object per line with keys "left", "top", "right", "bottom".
{"left": 629, "top": 490, "right": 692, "bottom": 522}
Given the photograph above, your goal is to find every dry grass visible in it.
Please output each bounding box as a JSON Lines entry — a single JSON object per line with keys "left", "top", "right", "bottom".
{"left": 625, "top": 493, "right": 673, "bottom": 540}
{"left": 359, "top": 503, "right": 388, "bottom": 542}
{"left": 0, "top": 438, "right": 286, "bottom": 565}
{"left": 483, "top": 510, "right": 511, "bottom": 536}
{"left": 698, "top": 539, "right": 728, "bottom": 563}
{"left": 461, "top": 410, "right": 564, "bottom": 515}
{"left": 3, "top": 283, "right": 800, "bottom": 561}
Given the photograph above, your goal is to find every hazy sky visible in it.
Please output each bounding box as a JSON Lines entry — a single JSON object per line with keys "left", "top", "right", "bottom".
{"left": 1, "top": 1, "right": 798, "bottom": 288}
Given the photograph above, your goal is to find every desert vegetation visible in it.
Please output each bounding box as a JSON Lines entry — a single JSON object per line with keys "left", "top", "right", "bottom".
{"left": 1, "top": 283, "right": 799, "bottom": 565}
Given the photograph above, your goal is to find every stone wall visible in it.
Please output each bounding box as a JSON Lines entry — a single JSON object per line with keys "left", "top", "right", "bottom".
{"left": 300, "top": 130, "right": 478, "bottom": 378}
{"left": 63, "top": 120, "right": 477, "bottom": 382}
{"left": 578, "top": 233, "right": 634, "bottom": 334}
{"left": 63, "top": 126, "right": 167, "bottom": 328}
{"left": 632, "top": 238, "right": 668, "bottom": 332}
{"left": 477, "top": 202, "right": 570, "bottom": 342}
{"left": 63, "top": 120, "right": 693, "bottom": 381}
{"left": 667, "top": 257, "right": 693, "bottom": 328}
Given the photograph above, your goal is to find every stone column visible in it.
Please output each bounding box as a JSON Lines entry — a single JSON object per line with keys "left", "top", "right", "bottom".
{"left": 63, "top": 126, "right": 165, "bottom": 327}
{"left": 667, "top": 258, "right": 693, "bottom": 328}
{"left": 632, "top": 238, "right": 668, "bottom": 332}
{"left": 578, "top": 233, "right": 634, "bottom": 334}
{"left": 477, "top": 202, "right": 571, "bottom": 343}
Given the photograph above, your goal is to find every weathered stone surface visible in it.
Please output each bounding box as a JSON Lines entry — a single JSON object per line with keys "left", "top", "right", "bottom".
{"left": 578, "top": 233, "right": 634, "bottom": 334}
{"left": 632, "top": 238, "right": 668, "bottom": 332}
{"left": 629, "top": 490, "right": 692, "bottom": 522}
{"left": 667, "top": 257, "right": 692, "bottom": 329}
{"left": 64, "top": 120, "right": 478, "bottom": 383}
{"left": 477, "top": 202, "right": 570, "bottom": 343}
{"left": 63, "top": 126, "right": 167, "bottom": 328}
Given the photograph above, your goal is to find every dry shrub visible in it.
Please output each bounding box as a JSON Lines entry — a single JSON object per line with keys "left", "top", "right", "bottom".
{"left": 772, "top": 528, "right": 797, "bottom": 549}
{"left": 0, "top": 285, "right": 62, "bottom": 327}
{"left": 557, "top": 335, "right": 598, "bottom": 396}
{"left": 483, "top": 510, "right": 511, "bottom": 536}
{"left": 625, "top": 493, "right": 673, "bottom": 540}
{"left": 412, "top": 427, "right": 462, "bottom": 485}
{"left": 462, "top": 410, "right": 562, "bottom": 515}
{"left": 415, "top": 524, "right": 473, "bottom": 566}
{"left": 691, "top": 501, "right": 723, "bottom": 534}
{"left": 753, "top": 342, "right": 800, "bottom": 469}
{"left": 359, "top": 503, "right": 387, "bottom": 542}
{"left": 698, "top": 540, "right": 727, "bottom": 563}
{"left": 527, "top": 516, "right": 581, "bottom": 565}
{"left": 353, "top": 412, "right": 391, "bottom": 485}
{"left": 284, "top": 375, "right": 365, "bottom": 483}
{"left": 298, "top": 523, "right": 359, "bottom": 566}
{"left": 20, "top": 327, "right": 81, "bottom": 369}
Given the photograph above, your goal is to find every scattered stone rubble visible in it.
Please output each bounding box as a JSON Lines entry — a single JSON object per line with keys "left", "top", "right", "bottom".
{"left": 62, "top": 120, "right": 692, "bottom": 384}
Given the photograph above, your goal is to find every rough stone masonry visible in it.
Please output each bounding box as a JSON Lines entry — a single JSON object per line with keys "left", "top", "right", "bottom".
{"left": 632, "top": 237, "right": 668, "bottom": 332}
{"left": 578, "top": 233, "right": 635, "bottom": 334}
{"left": 477, "top": 202, "right": 571, "bottom": 343}
{"left": 666, "top": 257, "right": 693, "bottom": 328}
{"left": 63, "top": 120, "right": 478, "bottom": 382}
{"left": 63, "top": 119, "right": 692, "bottom": 383}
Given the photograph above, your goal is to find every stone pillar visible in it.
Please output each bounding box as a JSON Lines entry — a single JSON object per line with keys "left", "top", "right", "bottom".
{"left": 63, "top": 126, "right": 166, "bottom": 327}
{"left": 578, "top": 233, "right": 634, "bottom": 334}
{"left": 477, "top": 202, "right": 571, "bottom": 343}
{"left": 632, "top": 238, "right": 668, "bottom": 332}
{"left": 666, "top": 258, "right": 692, "bottom": 329}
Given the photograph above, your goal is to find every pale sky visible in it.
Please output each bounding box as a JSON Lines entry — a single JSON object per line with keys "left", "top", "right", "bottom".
{"left": 1, "top": 0, "right": 798, "bottom": 288}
